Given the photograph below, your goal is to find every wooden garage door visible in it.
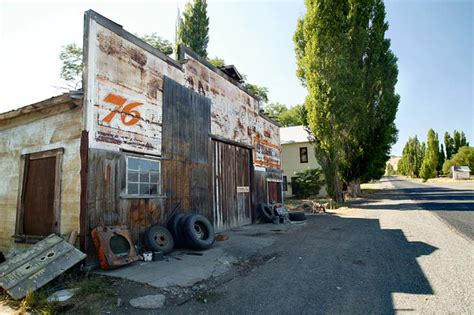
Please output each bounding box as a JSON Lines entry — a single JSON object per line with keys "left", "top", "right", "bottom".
{"left": 23, "top": 157, "right": 57, "bottom": 236}
{"left": 213, "top": 140, "right": 252, "bottom": 232}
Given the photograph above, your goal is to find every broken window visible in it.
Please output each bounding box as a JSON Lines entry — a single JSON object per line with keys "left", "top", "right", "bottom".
{"left": 126, "top": 156, "right": 160, "bottom": 196}
{"left": 300, "top": 147, "right": 308, "bottom": 163}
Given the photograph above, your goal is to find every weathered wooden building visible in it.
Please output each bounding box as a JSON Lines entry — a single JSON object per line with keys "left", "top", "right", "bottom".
{"left": 0, "top": 10, "right": 282, "bottom": 256}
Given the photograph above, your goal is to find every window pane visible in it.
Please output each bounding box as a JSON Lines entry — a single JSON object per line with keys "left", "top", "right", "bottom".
{"left": 128, "top": 158, "right": 139, "bottom": 170}
{"left": 149, "top": 161, "right": 160, "bottom": 171}
{"left": 150, "top": 172, "right": 159, "bottom": 183}
{"left": 140, "top": 184, "right": 150, "bottom": 195}
{"left": 139, "top": 171, "right": 149, "bottom": 183}
{"left": 128, "top": 183, "right": 139, "bottom": 194}
{"left": 128, "top": 170, "right": 138, "bottom": 182}
{"left": 150, "top": 184, "right": 158, "bottom": 195}
{"left": 139, "top": 159, "right": 150, "bottom": 171}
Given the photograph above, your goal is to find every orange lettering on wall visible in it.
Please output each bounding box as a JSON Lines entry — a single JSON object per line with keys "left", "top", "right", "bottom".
{"left": 102, "top": 93, "right": 143, "bottom": 126}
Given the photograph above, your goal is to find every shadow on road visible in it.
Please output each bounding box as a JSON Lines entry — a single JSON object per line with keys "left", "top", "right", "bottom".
{"left": 299, "top": 215, "right": 437, "bottom": 314}
{"left": 173, "top": 215, "right": 439, "bottom": 315}
{"left": 351, "top": 186, "right": 474, "bottom": 211}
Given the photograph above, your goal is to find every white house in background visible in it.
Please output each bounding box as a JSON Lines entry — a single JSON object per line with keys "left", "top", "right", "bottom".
{"left": 280, "top": 126, "right": 326, "bottom": 198}
{"left": 451, "top": 166, "right": 471, "bottom": 180}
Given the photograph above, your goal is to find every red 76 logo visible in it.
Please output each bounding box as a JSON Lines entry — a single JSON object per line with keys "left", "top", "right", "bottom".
{"left": 101, "top": 93, "right": 143, "bottom": 126}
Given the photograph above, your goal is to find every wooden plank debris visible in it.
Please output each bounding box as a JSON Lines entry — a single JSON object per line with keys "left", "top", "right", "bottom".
{"left": 0, "top": 234, "right": 86, "bottom": 300}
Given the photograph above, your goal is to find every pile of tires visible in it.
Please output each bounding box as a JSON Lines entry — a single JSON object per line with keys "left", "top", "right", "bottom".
{"left": 258, "top": 203, "right": 307, "bottom": 223}
{"left": 167, "top": 213, "right": 215, "bottom": 250}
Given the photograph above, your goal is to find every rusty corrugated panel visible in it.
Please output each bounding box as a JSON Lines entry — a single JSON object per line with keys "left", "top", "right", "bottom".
{"left": 162, "top": 77, "right": 212, "bottom": 220}
{"left": 0, "top": 234, "right": 86, "bottom": 300}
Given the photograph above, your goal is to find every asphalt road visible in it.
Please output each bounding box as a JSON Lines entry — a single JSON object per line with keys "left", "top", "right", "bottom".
{"left": 374, "top": 177, "right": 474, "bottom": 239}
{"left": 161, "top": 177, "right": 473, "bottom": 314}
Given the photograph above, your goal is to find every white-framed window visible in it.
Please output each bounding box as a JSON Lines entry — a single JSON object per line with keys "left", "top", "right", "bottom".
{"left": 126, "top": 156, "right": 161, "bottom": 196}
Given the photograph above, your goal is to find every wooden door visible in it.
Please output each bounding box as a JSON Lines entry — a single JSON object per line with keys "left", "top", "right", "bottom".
{"left": 213, "top": 140, "right": 252, "bottom": 232}
{"left": 268, "top": 181, "right": 282, "bottom": 204}
{"left": 23, "top": 156, "right": 57, "bottom": 236}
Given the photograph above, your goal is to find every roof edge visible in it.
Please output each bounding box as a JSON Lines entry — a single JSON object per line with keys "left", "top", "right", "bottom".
{"left": 0, "top": 92, "right": 83, "bottom": 121}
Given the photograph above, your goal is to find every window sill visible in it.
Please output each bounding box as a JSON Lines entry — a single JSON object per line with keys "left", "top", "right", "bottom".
{"left": 120, "top": 195, "right": 167, "bottom": 199}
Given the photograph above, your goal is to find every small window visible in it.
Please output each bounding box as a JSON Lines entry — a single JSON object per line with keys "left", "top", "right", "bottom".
{"left": 300, "top": 147, "right": 308, "bottom": 163}
{"left": 127, "top": 156, "right": 160, "bottom": 196}
{"left": 283, "top": 176, "right": 288, "bottom": 191}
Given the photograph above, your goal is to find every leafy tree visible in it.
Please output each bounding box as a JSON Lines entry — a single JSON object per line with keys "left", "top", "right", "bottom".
{"left": 177, "top": 0, "right": 209, "bottom": 58}
{"left": 386, "top": 163, "right": 395, "bottom": 176}
{"left": 278, "top": 104, "right": 307, "bottom": 126}
{"left": 137, "top": 33, "right": 173, "bottom": 55}
{"left": 398, "top": 136, "right": 423, "bottom": 177}
{"left": 419, "top": 159, "right": 435, "bottom": 182}
{"left": 208, "top": 56, "right": 225, "bottom": 67}
{"left": 292, "top": 168, "right": 325, "bottom": 198}
{"left": 262, "top": 103, "right": 288, "bottom": 120}
{"left": 243, "top": 83, "right": 269, "bottom": 103}
{"left": 453, "top": 130, "right": 461, "bottom": 153}
{"left": 59, "top": 43, "right": 83, "bottom": 89}
{"left": 420, "top": 129, "right": 440, "bottom": 179}
{"left": 444, "top": 132, "right": 455, "bottom": 159}
{"left": 438, "top": 144, "right": 445, "bottom": 174}
{"left": 294, "top": 0, "right": 399, "bottom": 201}
{"left": 442, "top": 146, "right": 474, "bottom": 175}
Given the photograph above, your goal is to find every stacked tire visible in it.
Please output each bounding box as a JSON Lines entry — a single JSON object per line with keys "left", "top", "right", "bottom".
{"left": 167, "top": 213, "right": 215, "bottom": 250}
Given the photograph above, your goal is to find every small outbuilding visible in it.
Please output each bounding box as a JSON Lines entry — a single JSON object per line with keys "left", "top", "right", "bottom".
{"left": 451, "top": 166, "right": 471, "bottom": 180}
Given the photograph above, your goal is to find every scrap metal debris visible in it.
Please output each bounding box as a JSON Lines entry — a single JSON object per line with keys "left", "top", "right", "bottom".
{"left": 0, "top": 234, "right": 86, "bottom": 300}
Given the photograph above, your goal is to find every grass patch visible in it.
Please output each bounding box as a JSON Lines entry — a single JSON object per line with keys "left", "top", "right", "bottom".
{"left": 1, "top": 288, "right": 62, "bottom": 315}
{"left": 76, "top": 277, "right": 115, "bottom": 299}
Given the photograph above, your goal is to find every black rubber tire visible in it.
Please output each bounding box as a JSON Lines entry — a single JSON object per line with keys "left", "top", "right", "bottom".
{"left": 182, "top": 214, "right": 215, "bottom": 250}
{"left": 289, "top": 211, "right": 307, "bottom": 221}
{"left": 167, "top": 213, "right": 185, "bottom": 247}
{"left": 144, "top": 225, "right": 175, "bottom": 254}
{"left": 176, "top": 214, "right": 194, "bottom": 248}
{"left": 257, "top": 203, "right": 274, "bottom": 223}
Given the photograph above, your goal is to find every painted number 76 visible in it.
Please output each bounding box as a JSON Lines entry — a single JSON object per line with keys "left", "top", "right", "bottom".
{"left": 102, "top": 93, "right": 143, "bottom": 126}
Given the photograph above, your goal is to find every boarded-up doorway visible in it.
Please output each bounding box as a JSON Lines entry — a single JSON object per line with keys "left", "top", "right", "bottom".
{"left": 212, "top": 140, "right": 252, "bottom": 232}
{"left": 267, "top": 181, "right": 282, "bottom": 204}
{"left": 17, "top": 149, "right": 63, "bottom": 237}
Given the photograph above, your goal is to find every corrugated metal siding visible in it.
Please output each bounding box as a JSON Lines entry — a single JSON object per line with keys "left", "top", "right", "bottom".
{"left": 162, "top": 77, "right": 212, "bottom": 219}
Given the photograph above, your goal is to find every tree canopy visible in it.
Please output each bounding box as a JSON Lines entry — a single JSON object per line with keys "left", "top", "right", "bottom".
{"left": 177, "top": 0, "right": 209, "bottom": 58}
{"left": 294, "top": 0, "right": 399, "bottom": 201}
{"left": 261, "top": 103, "right": 307, "bottom": 127}
{"left": 442, "top": 146, "right": 474, "bottom": 175}
{"left": 59, "top": 43, "right": 83, "bottom": 89}
{"left": 138, "top": 33, "right": 173, "bottom": 55}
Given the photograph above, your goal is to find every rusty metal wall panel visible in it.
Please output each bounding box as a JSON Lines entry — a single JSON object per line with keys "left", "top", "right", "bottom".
{"left": 213, "top": 140, "right": 252, "bottom": 232}
{"left": 23, "top": 157, "right": 56, "bottom": 236}
{"left": 162, "top": 77, "right": 212, "bottom": 219}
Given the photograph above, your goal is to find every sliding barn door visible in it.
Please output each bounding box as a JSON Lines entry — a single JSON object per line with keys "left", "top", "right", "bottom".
{"left": 213, "top": 140, "right": 252, "bottom": 232}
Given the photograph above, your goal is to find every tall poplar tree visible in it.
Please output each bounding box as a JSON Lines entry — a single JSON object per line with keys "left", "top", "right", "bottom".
{"left": 444, "top": 132, "right": 455, "bottom": 160}
{"left": 294, "top": 0, "right": 399, "bottom": 200}
{"left": 177, "top": 0, "right": 210, "bottom": 58}
{"left": 420, "top": 129, "right": 439, "bottom": 180}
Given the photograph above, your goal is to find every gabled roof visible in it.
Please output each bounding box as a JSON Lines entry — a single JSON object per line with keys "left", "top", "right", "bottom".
{"left": 453, "top": 166, "right": 471, "bottom": 172}
{"left": 218, "top": 65, "right": 244, "bottom": 83}
{"left": 280, "top": 125, "right": 313, "bottom": 144}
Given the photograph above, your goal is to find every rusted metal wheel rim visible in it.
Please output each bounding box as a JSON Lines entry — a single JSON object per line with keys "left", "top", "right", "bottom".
{"left": 193, "top": 222, "right": 207, "bottom": 240}
{"left": 154, "top": 233, "right": 168, "bottom": 246}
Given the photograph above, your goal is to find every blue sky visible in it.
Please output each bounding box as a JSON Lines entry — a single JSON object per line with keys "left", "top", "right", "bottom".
{"left": 0, "top": 0, "right": 472, "bottom": 155}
